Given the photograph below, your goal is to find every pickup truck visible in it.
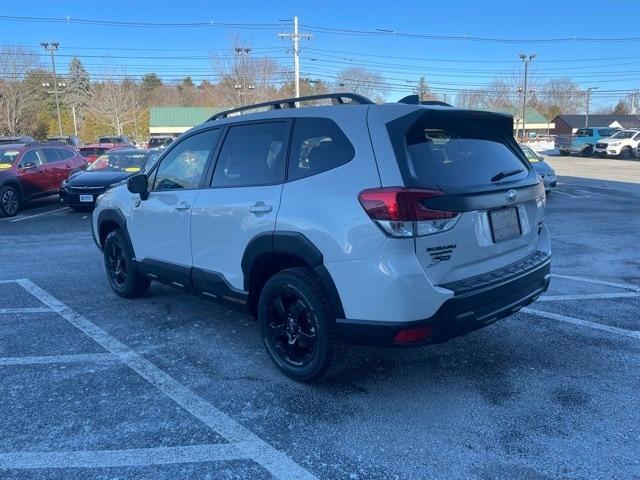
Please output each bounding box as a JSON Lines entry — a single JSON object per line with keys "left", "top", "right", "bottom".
{"left": 593, "top": 129, "right": 640, "bottom": 159}
{"left": 554, "top": 127, "right": 618, "bottom": 156}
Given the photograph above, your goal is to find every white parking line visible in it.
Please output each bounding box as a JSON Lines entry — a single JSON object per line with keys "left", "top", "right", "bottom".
{"left": 0, "top": 307, "right": 52, "bottom": 314}
{"left": 9, "top": 207, "right": 68, "bottom": 223}
{"left": 551, "top": 273, "right": 640, "bottom": 292}
{"left": 0, "top": 443, "right": 249, "bottom": 469}
{"left": 13, "top": 279, "right": 317, "bottom": 480}
{"left": 551, "top": 189, "right": 578, "bottom": 198}
{"left": 0, "top": 353, "right": 114, "bottom": 366}
{"left": 539, "top": 292, "right": 640, "bottom": 302}
{"left": 522, "top": 307, "right": 640, "bottom": 340}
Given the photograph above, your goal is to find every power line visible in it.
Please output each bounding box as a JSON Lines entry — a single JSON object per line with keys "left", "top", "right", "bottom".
{"left": 301, "top": 23, "right": 640, "bottom": 44}
{"left": 0, "top": 15, "right": 285, "bottom": 30}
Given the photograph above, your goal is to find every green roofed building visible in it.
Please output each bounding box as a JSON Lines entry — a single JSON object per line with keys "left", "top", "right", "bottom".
{"left": 496, "top": 107, "right": 555, "bottom": 138}
{"left": 149, "top": 107, "right": 230, "bottom": 136}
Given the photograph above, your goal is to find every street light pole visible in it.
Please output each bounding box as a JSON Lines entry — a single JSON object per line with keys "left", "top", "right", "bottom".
{"left": 41, "top": 42, "right": 63, "bottom": 136}
{"left": 585, "top": 87, "right": 599, "bottom": 127}
{"left": 519, "top": 53, "right": 536, "bottom": 142}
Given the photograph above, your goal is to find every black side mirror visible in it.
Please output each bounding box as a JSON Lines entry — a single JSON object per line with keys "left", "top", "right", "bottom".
{"left": 127, "top": 174, "right": 149, "bottom": 200}
{"left": 20, "top": 161, "right": 37, "bottom": 170}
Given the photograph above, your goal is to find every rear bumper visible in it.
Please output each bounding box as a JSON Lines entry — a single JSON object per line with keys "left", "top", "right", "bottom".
{"left": 336, "top": 251, "right": 551, "bottom": 346}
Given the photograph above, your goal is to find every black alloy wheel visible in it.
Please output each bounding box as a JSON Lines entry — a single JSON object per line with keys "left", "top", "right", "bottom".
{"left": 0, "top": 186, "right": 20, "bottom": 217}
{"left": 258, "top": 267, "right": 342, "bottom": 382}
{"left": 266, "top": 290, "right": 318, "bottom": 367}
{"left": 106, "top": 241, "right": 128, "bottom": 289}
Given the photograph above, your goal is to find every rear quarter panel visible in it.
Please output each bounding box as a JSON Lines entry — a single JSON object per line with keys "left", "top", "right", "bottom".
{"left": 276, "top": 107, "right": 385, "bottom": 262}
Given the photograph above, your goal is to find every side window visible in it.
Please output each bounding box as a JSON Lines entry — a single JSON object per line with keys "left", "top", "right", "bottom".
{"left": 56, "top": 149, "right": 75, "bottom": 161}
{"left": 212, "top": 122, "right": 288, "bottom": 187}
{"left": 20, "top": 149, "right": 44, "bottom": 167}
{"left": 288, "top": 118, "right": 355, "bottom": 181}
{"left": 152, "top": 129, "right": 220, "bottom": 191}
{"left": 42, "top": 148, "right": 61, "bottom": 163}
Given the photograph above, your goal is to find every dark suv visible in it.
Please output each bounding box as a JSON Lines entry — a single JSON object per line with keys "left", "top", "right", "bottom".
{"left": 0, "top": 143, "right": 87, "bottom": 217}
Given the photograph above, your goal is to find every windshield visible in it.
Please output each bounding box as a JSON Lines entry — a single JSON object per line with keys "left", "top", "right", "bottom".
{"left": 608, "top": 130, "right": 636, "bottom": 139}
{"left": 0, "top": 149, "right": 21, "bottom": 169}
{"left": 520, "top": 145, "right": 540, "bottom": 163}
{"left": 87, "top": 150, "right": 148, "bottom": 172}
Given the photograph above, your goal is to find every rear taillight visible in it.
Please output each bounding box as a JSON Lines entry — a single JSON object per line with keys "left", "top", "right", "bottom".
{"left": 358, "top": 187, "right": 459, "bottom": 238}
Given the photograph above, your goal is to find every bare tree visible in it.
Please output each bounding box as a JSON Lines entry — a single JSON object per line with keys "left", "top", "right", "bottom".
{"left": 211, "top": 38, "right": 284, "bottom": 107}
{"left": 334, "top": 67, "right": 387, "bottom": 101}
{"left": 0, "top": 46, "right": 40, "bottom": 135}
{"left": 85, "top": 72, "right": 141, "bottom": 135}
{"left": 538, "top": 77, "right": 585, "bottom": 120}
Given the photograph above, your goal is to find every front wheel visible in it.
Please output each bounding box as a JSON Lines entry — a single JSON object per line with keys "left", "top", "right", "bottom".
{"left": 103, "top": 230, "right": 151, "bottom": 298}
{"left": 582, "top": 145, "right": 593, "bottom": 157}
{"left": 619, "top": 147, "right": 632, "bottom": 160}
{"left": 258, "top": 267, "right": 342, "bottom": 382}
{"left": 0, "top": 185, "right": 20, "bottom": 217}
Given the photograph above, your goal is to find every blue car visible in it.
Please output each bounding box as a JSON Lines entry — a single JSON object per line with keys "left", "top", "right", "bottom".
{"left": 520, "top": 144, "right": 557, "bottom": 193}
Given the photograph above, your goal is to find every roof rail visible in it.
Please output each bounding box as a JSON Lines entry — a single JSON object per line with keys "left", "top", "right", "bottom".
{"left": 397, "top": 94, "right": 452, "bottom": 107}
{"left": 208, "top": 93, "right": 374, "bottom": 121}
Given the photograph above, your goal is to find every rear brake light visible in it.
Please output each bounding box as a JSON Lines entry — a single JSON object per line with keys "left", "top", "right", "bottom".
{"left": 393, "top": 325, "right": 433, "bottom": 344}
{"left": 358, "top": 187, "right": 459, "bottom": 237}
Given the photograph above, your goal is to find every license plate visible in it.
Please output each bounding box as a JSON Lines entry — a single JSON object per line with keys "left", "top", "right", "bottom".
{"left": 79, "top": 194, "right": 93, "bottom": 203}
{"left": 489, "top": 207, "right": 521, "bottom": 243}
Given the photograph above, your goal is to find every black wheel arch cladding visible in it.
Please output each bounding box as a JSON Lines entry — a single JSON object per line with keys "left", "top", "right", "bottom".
{"left": 242, "top": 231, "right": 345, "bottom": 319}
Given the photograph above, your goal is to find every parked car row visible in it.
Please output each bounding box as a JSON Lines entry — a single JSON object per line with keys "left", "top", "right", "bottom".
{"left": 0, "top": 137, "right": 161, "bottom": 217}
{"left": 554, "top": 127, "right": 640, "bottom": 159}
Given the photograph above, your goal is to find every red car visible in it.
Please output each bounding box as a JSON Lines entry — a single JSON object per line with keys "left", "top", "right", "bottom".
{"left": 79, "top": 144, "right": 119, "bottom": 164}
{"left": 0, "top": 142, "right": 87, "bottom": 217}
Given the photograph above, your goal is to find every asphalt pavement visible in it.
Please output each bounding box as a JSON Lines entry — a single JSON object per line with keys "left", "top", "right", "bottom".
{"left": 0, "top": 155, "right": 639, "bottom": 479}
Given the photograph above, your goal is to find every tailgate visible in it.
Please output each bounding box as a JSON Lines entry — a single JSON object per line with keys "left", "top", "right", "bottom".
{"left": 383, "top": 107, "right": 546, "bottom": 285}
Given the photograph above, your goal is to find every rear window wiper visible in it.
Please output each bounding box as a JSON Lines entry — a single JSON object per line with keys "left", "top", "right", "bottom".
{"left": 491, "top": 168, "right": 524, "bottom": 183}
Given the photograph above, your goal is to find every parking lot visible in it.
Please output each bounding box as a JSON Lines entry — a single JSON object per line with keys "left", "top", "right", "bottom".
{"left": 0, "top": 155, "right": 639, "bottom": 479}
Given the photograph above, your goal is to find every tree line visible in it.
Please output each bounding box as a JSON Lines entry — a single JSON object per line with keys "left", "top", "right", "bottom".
{"left": 0, "top": 44, "right": 636, "bottom": 142}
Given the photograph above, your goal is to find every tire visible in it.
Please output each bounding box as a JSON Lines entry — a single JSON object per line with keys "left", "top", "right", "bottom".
{"left": 0, "top": 185, "right": 20, "bottom": 217}
{"left": 559, "top": 150, "right": 570, "bottom": 156}
{"left": 619, "top": 147, "right": 632, "bottom": 160}
{"left": 103, "top": 229, "right": 151, "bottom": 298}
{"left": 582, "top": 145, "right": 593, "bottom": 157}
{"left": 258, "top": 266, "right": 343, "bottom": 383}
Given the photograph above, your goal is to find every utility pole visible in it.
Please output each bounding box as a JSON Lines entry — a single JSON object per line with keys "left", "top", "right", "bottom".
{"left": 519, "top": 53, "right": 536, "bottom": 142}
{"left": 585, "top": 87, "right": 599, "bottom": 127}
{"left": 278, "top": 17, "right": 312, "bottom": 98}
{"left": 41, "top": 42, "right": 63, "bottom": 136}
{"left": 234, "top": 47, "right": 253, "bottom": 107}
{"left": 630, "top": 92, "right": 638, "bottom": 115}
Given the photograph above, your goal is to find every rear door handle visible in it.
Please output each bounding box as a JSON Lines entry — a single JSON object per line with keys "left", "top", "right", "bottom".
{"left": 249, "top": 203, "right": 272, "bottom": 214}
{"left": 175, "top": 201, "right": 191, "bottom": 211}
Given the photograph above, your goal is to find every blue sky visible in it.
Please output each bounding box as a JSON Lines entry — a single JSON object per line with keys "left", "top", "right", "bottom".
{"left": 2, "top": 0, "right": 640, "bottom": 108}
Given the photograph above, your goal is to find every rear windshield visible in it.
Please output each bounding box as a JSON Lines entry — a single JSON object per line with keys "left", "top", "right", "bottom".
{"left": 99, "top": 136, "right": 123, "bottom": 144}
{"left": 148, "top": 137, "right": 172, "bottom": 147}
{"left": 404, "top": 121, "right": 528, "bottom": 189}
{"left": 80, "top": 147, "right": 108, "bottom": 158}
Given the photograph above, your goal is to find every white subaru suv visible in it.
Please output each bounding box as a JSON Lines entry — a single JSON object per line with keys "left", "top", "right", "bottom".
{"left": 92, "top": 93, "right": 551, "bottom": 382}
{"left": 594, "top": 129, "right": 640, "bottom": 159}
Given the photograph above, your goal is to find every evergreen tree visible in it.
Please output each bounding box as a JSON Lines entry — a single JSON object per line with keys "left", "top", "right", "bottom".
{"left": 613, "top": 100, "right": 630, "bottom": 115}
{"left": 65, "top": 57, "right": 90, "bottom": 118}
{"left": 414, "top": 76, "right": 431, "bottom": 101}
